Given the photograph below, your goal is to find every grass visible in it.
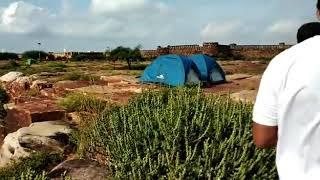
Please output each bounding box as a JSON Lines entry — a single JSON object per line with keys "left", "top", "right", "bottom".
{"left": 59, "top": 71, "right": 99, "bottom": 82}
{"left": 58, "top": 92, "right": 109, "bottom": 113}
{"left": 0, "top": 153, "right": 62, "bottom": 179}
{"left": 71, "top": 88, "right": 277, "bottom": 179}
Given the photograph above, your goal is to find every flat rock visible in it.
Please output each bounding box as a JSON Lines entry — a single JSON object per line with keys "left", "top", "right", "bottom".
{"left": 0, "top": 72, "right": 23, "bottom": 83}
{"left": 230, "top": 90, "right": 257, "bottom": 103}
{"left": 0, "top": 121, "right": 72, "bottom": 168}
{"left": 227, "top": 74, "right": 253, "bottom": 81}
{"left": 31, "top": 80, "right": 52, "bottom": 90}
{"left": 49, "top": 159, "right": 111, "bottom": 180}
{"left": 100, "top": 75, "right": 138, "bottom": 84}
{"left": 74, "top": 85, "right": 111, "bottom": 94}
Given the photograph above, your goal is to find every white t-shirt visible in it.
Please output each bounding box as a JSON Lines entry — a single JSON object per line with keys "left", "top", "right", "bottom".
{"left": 253, "top": 36, "right": 320, "bottom": 180}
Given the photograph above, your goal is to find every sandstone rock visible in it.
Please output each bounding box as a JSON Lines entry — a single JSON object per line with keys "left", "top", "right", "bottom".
{"left": 5, "top": 100, "right": 66, "bottom": 134}
{"left": 66, "top": 112, "right": 81, "bottom": 126}
{"left": 74, "top": 85, "right": 111, "bottom": 94}
{"left": 0, "top": 121, "right": 72, "bottom": 168}
{"left": 227, "top": 74, "right": 253, "bottom": 81}
{"left": 0, "top": 72, "right": 23, "bottom": 83}
{"left": 230, "top": 90, "right": 257, "bottom": 103}
{"left": 48, "top": 159, "right": 111, "bottom": 180}
{"left": 31, "top": 80, "right": 52, "bottom": 90}
{"left": 14, "top": 76, "right": 32, "bottom": 87}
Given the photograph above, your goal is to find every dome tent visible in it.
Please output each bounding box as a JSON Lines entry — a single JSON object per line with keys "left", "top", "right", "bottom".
{"left": 189, "top": 54, "right": 226, "bottom": 84}
{"left": 140, "top": 54, "right": 201, "bottom": 86}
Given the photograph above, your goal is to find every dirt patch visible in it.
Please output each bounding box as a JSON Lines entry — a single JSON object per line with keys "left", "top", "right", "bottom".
{"left": 219, "top": 60, "right": 268, "bottom": 75}
{"left": 204, "top": 75, "right": 261, "bottom": 95}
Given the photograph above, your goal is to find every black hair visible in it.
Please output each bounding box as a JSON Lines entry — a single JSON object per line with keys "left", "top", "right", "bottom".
{"left": 318, "top": 0, "right": 320, "bottom": 10}
{"left": 297, "top": 22, "right": 320, "bottom": 43}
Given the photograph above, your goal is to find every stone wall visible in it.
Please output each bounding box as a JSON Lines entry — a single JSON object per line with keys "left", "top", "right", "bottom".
{"left": 141, "top": 42, "right": 292, "bottom": 60}
{"left": 230, "top": 44, "right": 292, "bottom": 60}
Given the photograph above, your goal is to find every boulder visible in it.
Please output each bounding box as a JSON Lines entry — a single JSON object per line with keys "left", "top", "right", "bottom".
{"left": 31, "top": 80, "right": 52, "bottom": 90}
{"left": 0, "top": 72, "right": 23, "bottom": 83}
{"left": 48, "top": 159, "right": 111, "bottom": 180}
{"left": 14, "top": 76, "right": 32, "bottom": 88}
{"left": 4, "top": 100, "right": 66, "bottom": 133}
{"left": 0, "top": 121, "right": 72, "bottom": 168}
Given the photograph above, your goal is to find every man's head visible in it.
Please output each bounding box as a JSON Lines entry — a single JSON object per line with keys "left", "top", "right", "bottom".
{"left": 297, "top": 22, "right": 320, "bottom": 43}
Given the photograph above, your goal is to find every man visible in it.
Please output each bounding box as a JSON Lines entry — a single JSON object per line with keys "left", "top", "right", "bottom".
{"left": 297, "top": 22, "right": 320, "bottom": 43}
{"left": 252, "top": 1, "right": 320, "bottom": 179}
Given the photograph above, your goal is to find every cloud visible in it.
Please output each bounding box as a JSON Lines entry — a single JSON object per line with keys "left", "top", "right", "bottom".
{"left": 0, "top": 1, "right": 55, "bottom": 34}
{"left": 91, "top": 0, "right": 147, "bottom": 14}
{"left": 201, "top": 21, "right": 245, "bottom": 43}
{"left": 90, "top": 0, "right": 170, "bottom": 18}
{"left": 267, "top": 20, "right": 301, "bottom": 34}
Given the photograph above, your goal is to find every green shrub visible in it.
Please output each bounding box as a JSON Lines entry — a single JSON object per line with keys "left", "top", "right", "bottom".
{"left": 47, "top": 62, "right": 67, "bottom": 72}
{"left": 0, "top": 85, "right": 8, "bottom": 103}
{"left": 78, "top": 88, "right": 277, "bottom": 179}
{"left": 60, "top": 71, "right": 98, "bottom": 82}
{"left": 48, "top": 62, "right": 66, "bottom": 69}
{"left": 0, "top": 153, "right": 62, "bottom": 179}
{"left": 59, "top": 93, "right": 109, "bottom": 113}
{"left": 22, "top": 51, "right": 48, "bottom": 60}
{"left": 0, "top": 52, "right": 19, "bottom": 60}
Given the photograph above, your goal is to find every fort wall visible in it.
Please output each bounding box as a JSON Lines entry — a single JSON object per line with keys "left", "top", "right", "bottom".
{"left": 141, "top": 42, "right": 293, "bottom": 60}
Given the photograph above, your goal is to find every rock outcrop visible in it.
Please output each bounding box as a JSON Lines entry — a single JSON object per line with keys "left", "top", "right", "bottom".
{"left": 0, "top": 72, "right": 23, "bottom": 83}
{"left": 4, "top": 100, "right": 66, "bottom": 134}
{"left": 48, "top": 159, "right": 111, "bottom": 180}
{"left": 0, "top": 121, "right": 72, "bottom": 168}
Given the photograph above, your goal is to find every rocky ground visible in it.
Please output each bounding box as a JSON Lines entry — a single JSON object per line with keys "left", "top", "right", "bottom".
{"left": 0, "top": 60, "right": 267, "bottom": 178}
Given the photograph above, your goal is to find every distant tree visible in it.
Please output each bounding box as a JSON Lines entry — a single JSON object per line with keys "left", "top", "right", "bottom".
{"left": 0, "top": 52, "right": 19, "bottom": 60}
{"left": 72, "top": 53, "right": 105, "bottom": 61}
{"left": 109, "top": 45, "right": 143, "bottom": 70}
{"left": 22, "top": 50, "right": 49, "bottom": 60}
{"left": 46, "top": 54, "right": 56, "bottom": 61}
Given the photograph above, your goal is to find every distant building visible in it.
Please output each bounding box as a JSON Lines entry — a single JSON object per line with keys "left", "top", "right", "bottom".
{"left": 51, "top": 51, "right": 104, "bottom": 60}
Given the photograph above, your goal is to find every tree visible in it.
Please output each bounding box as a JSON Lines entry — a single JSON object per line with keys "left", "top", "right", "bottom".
{"left": 22, "top": 50, "right": 48, "bottom": 60}
{"left": 109, "top": 45, "right": 143, "bottom": 70}
{"left": 0, "top": 52, "right": 19, "bottom": 60}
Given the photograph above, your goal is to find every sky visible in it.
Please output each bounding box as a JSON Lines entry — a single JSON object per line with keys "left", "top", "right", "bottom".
{"left": 0, "top": 0, "right": 317, "bottom": 52}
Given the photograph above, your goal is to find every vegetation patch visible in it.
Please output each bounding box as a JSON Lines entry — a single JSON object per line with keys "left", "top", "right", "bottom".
{"left": 59, "top": 92, "right": 109, "bottom": 113}
{"left": 60, "top": 71, "right": 98, "bottom": 82}
{"left": 0, "top": 153, "right": 62, "bottom": 179}
{"left": 73, "top": 88, "right": 277, "bottom": 179}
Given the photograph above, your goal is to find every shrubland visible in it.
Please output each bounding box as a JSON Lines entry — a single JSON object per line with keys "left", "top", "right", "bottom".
{"left": 71, "top": 88, "right": 277, "bottom": 179}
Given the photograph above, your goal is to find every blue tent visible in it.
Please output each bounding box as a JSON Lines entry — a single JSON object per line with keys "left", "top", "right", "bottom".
{"left": 189, "top": 54, "right": 226, "bottom": 84}
{"left": 140, "top": 54, "right": 201, "bottom": 86}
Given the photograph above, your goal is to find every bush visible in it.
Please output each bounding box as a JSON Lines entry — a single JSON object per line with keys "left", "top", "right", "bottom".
{"left": 47, "top": 62, "right": 67, "bottom": 72}
{"left": 0, "top": 153, "right": 62, "bottom": 179}
{"left": 76, "top": 88, "right": 277, "bottom": 179}
{"left": 0, "top": 85, "right": 8, "bottom": 104}
{"left": 60, "top": 71, "right": 98, "bottom": 82}
{"left": 0, "top": 52, "right": 19, "bottom": 60}
{"left": 59, "top": 93, "right": 109, "bottom": 113}
{"left": 72, "top": 53, "right": 105, "bottom": 61}
{"left": 22, "top": 51, "right": 49, "bottom": 60}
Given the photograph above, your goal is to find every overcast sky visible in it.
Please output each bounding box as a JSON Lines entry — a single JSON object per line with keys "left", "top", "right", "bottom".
{"left": 0, "top": 0, "right": 317, "bottom": 52}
